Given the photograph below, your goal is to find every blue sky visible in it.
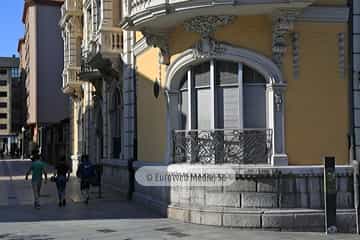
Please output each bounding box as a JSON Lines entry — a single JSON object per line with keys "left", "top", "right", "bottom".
{"left": 0, "top": 0, "right": 24, "bottom": 57}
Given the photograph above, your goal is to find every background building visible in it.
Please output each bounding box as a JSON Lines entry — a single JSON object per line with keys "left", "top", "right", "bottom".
{"left": 19, "top": 0, "right": 69, "bottom": 163}
{"left": 60, "top": 0, "right": 125, "bottom": 188}
{"left": 0, "top": 56, "right": 25, "bottom": 157}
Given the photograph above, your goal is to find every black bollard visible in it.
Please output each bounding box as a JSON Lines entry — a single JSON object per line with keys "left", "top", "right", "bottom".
{"left": 354, "top": 160, "right": 360, "bottom": 234}
{"left": 324, "top": 156, "right": 337, "bottom": 234}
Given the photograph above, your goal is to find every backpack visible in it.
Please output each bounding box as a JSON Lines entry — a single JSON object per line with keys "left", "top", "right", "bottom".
{"left": 81, "top": 162, "right": 95, "bottom": 178}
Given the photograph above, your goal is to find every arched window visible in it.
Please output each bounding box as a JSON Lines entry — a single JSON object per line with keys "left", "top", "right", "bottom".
{"left": 110, "top": 89, "right": 122, "bottom": 158}
{"left": 176, "top": 60, "right": 268, "bottom": 164}
{"left": 179, "top": 60, "right": 266, "bottom": 130}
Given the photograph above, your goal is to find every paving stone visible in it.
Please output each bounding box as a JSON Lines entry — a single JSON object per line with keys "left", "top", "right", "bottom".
{"left": 223, "top": 213, "right": 261, "bottom": 228}
{"left": 279, "top": 193, "right": 298, "bottom": 208}
{"left": 257, "top": 178, "right": 278, "bottom": 193}
{"left": 201, "top": 212, "right": 222, "bottom": 226}
{"left": 295, "top": 178, "right": 307, "bottom": 193}
{"left": 224, "top": 179, "right": 256, "bottom": 192}
{"left": 309, "top": 192, "right": 323, "bottom": 209}
{"left": 279, "top": 177, "right": 295, "bottom": 193}
{"left": 189, "top": 210, "right": 201, "bottom": 224}
{"left": 205, "top": 192, "right": 240, "bottom": 207}
{"left": 262, "top": 214, "right": 294, "bottom": 228}
{"left": 337, "top": 211, "right": 356, "bottom": 233}
{"left": 337, "top": 176, "right": 353, "bottom": 192}
{"left": 242, "top": 193, "right": 278, "bottom": 208}
{"left": 168, "top": 207, "right": 188, "bottom": 222}
{"left": 293, "top": 213, "right": 325, "bottom": 228}
{"left": 307, "top": 177, "right": 322, "bottom": 193}
{"left": 337, "top": 192, "right": 354, "bottom": 209}
{"left": 190, "top": 186, "right": 205, "bottom": 207}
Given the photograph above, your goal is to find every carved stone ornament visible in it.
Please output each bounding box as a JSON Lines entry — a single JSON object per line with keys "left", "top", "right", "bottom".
{"left": 272, "top": 9, "right": 300, "bottom": 68}
{"left": 184, "top": 15, "right": 235, "bottom": 38}
{"left": 142, "top": 31, "right": 170, "bottom": 65}
{"left": 192, "top": 38, "right": 226, "bottom": 59}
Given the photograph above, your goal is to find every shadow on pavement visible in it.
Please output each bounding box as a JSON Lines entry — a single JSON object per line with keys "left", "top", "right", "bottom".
{"left": 0, "top": 200, "right": 163, "bottom": 223}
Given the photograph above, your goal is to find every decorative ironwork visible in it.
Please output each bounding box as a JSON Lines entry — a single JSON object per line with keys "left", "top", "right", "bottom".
{"left": 173, "top": 129, "right": 272, "bottom": 164}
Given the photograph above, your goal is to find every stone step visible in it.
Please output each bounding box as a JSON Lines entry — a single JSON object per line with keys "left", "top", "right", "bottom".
{"left": 167, "top": 204, "right": 356, "bottom": 233}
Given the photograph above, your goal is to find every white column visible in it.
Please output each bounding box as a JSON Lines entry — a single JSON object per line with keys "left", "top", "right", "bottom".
{"left": 238, "top": 63, "right": 244, "bottom": 129}
{"left": 267, "top": 83, "right": 288, "bottom": 166}
{"left": 210, "top": 60, "right": 216, "bottom": 129}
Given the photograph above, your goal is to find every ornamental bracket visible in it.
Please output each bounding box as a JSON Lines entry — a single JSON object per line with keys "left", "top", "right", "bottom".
{"left": 142, "top": 30, "right": 170, "bottom": 65}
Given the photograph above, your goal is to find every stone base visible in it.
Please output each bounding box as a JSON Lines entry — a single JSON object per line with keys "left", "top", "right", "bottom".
{"left": 168, "top": 206, "right": 356, "bottom": 233}
{"left": 133, "top": 163, "right": 356, "bottom": 233}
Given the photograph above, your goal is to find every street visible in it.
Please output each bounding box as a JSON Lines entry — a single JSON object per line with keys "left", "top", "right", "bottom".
{"left": 0, "top": 159, "right": 359, "bottom": 240}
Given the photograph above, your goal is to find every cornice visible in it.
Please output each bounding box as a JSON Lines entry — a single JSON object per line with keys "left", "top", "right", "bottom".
{"left": 22, "top": 0, "right": 64, "bottom": 23}
{"left": 296, "top": 6, "right": 349, "bottom": 23}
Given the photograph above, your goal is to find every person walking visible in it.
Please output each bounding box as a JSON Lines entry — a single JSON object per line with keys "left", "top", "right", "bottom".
{"left": 76, "top": 155, "right": 94, "bottom": 204}
{"left": 54, "top": 156, "right": 70, "bottom": 207}
{"left": 25, "top": 150, "right": 47, "bottom": 209}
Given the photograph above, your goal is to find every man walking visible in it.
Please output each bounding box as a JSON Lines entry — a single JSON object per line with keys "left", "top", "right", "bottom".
{"left": 54, "top": 156, "right": 70, "bottom": 207}
{"left": 25, "top": 150, "right": 47, "bottom": 209}
{"left": 76, "top": 155, "right": 94, "bottom": 204}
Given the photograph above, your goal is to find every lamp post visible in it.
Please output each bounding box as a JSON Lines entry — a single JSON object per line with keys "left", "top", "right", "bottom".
{"left": 21, "top": 127, "right": 25, "bottom": 159}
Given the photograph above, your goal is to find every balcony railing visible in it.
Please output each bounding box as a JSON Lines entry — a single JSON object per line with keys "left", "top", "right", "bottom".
{"left": 173, "top": 129, "right": 272, "bottom": 164}
{"left": 94, "top": 28, "right": 123, "bottom": 55}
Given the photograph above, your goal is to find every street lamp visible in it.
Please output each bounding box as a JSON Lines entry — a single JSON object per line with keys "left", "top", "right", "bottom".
{"left": 21, "top": 127, "right": 25, "bottom": 160}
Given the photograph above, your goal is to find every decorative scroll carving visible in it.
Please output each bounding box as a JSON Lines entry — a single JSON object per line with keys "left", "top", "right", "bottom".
{"left": 142, "top": 31, "right": 170, "bottom": 65}
{"left": 338, "top": 32, "right": 345, "bottom": 80}
{"left": 193, "top": 38, "right": 226, "bottom": 59}
{"left": 184, "top": 15, "right": 235, "bottom": 38}
{"left": 272, "top": 9, "right": 300, "bottom": 68}
{"left": 291, "top": 32, "right": 300, "bottom": 80}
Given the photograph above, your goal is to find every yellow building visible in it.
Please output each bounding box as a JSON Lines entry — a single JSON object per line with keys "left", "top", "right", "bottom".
{"left": 120, "top": 0, "right": 358, "bottom": 232}
{"left": 61, "top": 0, "right": 359, "bottom": 232}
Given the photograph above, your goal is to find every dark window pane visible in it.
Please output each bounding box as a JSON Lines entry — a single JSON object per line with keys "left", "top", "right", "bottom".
{"left": 0, "top": 80, "right": 7, "bottom": 86}
{"left": 243, "top": 84, "right": 266, "bottom": 128}
{"left": 179, "top": 75, "right": 188, "bottom": 90}
{"left": 0, "top": 102, "right": 6, "bottom": 108}
{"left": 243, "top": 65, "right": 266, "bottom": 84}
{"left": 215, "top": 60, "right": 238, "bottom": 85}
{"left": 0, "top": 70, "right": 7, "bottom": 75}
{"left": 0, "top": 113, "right": 7, "bottom": 119}
{"left": 194, "top": 62, "right": 210, "bottom": 87}
{"left": 0, "top": 92, "right": 7, "bottom": 97}
{"left": 0, "top": 124, "right": 7, "bottom": 130}
{"left": 180, "top": 90, "right": 188, "bottom": 130}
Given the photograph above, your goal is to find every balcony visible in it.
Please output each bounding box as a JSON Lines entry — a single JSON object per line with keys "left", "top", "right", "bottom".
{"left": 122, "top": 0, "right": 314, "bottom": 31}
{"left": 80, "top": 28, "right": 123, "bottom": 81}
{"left": 93, "top": 28, "right": 123, "bottom": 57}
{"left": 173, "top": 129, "right": 272, "bottom": 164}
{"left": 62, "top": 66, "right": 82, "bottom": 96}
{"left": 60, "top": 0, "right": 82, "bottom": 27}
{"left": 78, "top": 56, "right": 101, "bottom": 81}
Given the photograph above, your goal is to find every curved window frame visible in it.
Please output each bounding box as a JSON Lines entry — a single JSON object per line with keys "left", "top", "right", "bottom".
{"left": 165, "top": 42, "right": 288, "bottom": 166}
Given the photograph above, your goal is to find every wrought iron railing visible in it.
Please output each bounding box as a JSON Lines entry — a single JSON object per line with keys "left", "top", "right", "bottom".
{"left": 173, "top": 129, "right": 272, "bottom": 164}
